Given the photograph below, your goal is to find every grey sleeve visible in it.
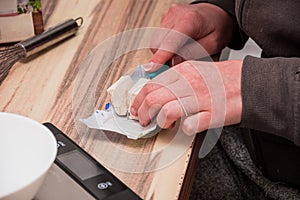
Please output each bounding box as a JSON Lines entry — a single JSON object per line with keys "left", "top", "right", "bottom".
{"left": 240, "top": 56, "right": 300, "bottom": 145}
{"left": 191, "top": 0, "right": 248, "bottom": 50}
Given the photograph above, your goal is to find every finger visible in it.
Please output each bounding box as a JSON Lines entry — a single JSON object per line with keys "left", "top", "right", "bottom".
{"left": 149, "top": 34, "right": 220, "bottom": 72}
{"left": 182, "top": 112, "right": 211, "bottom": 136}
{"left": 143, "top": 61, "right": 168, "bottom": 72}
{"left": 148, "top": 28, "right": 194, "bottom": 72}
{"left": 156, "top": 100, "right": 182, "bottom": 129}
{"left": 149, "top": 38, "right": 211, "bottom": 72}
{"left": 156, "top": 96, "right": 198, "bottom": 128}
{"left": 152, "top": 38, "right": 213, "bottom": 68}
{"left": 175, "top": 38, "right": 211, "bottom": 61}
{"left": 130, "top": 83, "right": 162, "bottom": 117}
{"left": 147, "top": 50, "right": 175, "bottom": 72}
{"left": 130, "top": 70, "right": 180, "bottom": 116}
{"left": 150, "top": 28, "right": 172, "bottom": 55}
{"left": 136, "top": 75, "right": 201, "bottom": 127}
{"left": 136, "top": 86, "right": 178, "bottom": 126}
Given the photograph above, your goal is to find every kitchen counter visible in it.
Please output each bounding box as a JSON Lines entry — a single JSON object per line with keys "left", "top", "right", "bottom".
{"left": 0, "top": 0, "right": 205, "bottom": 199}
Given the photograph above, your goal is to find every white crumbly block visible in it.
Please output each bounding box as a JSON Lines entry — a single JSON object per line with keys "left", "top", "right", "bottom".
{"left": 128, "top": 78, "right": 149, "bottom": 120}
{"left": 107, "top": 75, "right": 134, "bottom": 116}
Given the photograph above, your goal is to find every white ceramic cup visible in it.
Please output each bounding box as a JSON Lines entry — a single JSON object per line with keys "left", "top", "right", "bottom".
{"left": 0, "top": 112, "right": 57, "bottom": 200}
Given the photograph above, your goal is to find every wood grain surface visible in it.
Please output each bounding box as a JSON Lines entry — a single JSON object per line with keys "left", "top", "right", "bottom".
{"left": 0, "top": 0, "right": 206, "bottom": 199}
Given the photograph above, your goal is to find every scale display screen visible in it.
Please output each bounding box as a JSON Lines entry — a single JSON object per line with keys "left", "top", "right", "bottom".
{"left": 57, "top": 149, "right": 104, "bottom": 181}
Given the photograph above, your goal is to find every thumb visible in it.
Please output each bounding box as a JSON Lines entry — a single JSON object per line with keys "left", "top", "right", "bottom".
{"left": 145, "top": 50, "right": 174, "bottom": 72}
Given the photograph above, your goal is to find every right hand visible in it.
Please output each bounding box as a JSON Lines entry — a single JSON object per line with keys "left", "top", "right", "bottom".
{"left": 131, "top": 60, "right": 243, "bottom": 135}
{"left": 146, "top": 3, "right": 234, "bottom": 72}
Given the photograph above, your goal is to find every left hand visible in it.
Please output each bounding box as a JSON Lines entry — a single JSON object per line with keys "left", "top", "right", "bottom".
{"left": 130, "top": 60, "right": 243, "bottom": 135}
{"left": 145, "top": 3, "right": 235, "bottom": 72}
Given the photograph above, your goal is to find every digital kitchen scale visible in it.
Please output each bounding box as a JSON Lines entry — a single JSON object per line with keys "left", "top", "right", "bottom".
{"left": 35, "top": 123, "right": 142, "bottom": 200}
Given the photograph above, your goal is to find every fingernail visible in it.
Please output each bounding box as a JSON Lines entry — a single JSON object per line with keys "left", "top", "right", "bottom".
{"left": 130, "top": 106, "right": 137, "bottom": 116}
{"left": 143, "top": 62, "right": 155, "bottom": 71}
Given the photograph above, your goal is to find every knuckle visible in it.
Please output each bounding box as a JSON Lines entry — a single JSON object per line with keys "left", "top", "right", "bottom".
{"left": 142, "top": 83, "right": 153, "bottom": 93}
{"left": 161, "top": 11, "right": 168, "bottom": 20}
{"left": 162, "top": 103, "right": 179, "bottom": 120}
{"left": 181, "top": 11, "right": 198, "bottom": 23}
{"left": 144, "top": 94, "right": 155, "bottom": 108}
{"left": 157, "top": 108, "right": 174, "bottom": 129}
{"left": 163, "top": 3, "right": 180, "bottom": 19}
{"left": 169, "top": 3, "right": 180, "bottom": 11}
{"left": 161, "top": 106, "right": 173, "bottom": 118}
{"left": 206, "top": 34, "right": 224, "bottom": 53}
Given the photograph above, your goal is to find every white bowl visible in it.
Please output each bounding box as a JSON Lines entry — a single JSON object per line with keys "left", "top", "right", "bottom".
{"left": 0, "top": 112, "right": 57, "bottom": 200}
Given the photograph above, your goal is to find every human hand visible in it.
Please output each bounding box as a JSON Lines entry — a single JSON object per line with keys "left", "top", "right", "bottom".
{"left": 146, "top": 3, "right": 234, "bottom": 72}
{"left": 130, "top": 60, "right": 243, "bottom": 136}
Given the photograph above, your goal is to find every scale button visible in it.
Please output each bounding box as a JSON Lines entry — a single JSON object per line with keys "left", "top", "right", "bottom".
{"left": 57, "top": 140, "right": 66, "bottom": 148}
{"left": 97, "top": 181, "right": 112, "bottom": 190}
{"left": 85, "top": 175, "right": 126, "bottom": 199}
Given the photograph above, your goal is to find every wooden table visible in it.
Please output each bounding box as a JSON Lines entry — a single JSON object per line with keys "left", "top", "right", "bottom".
{"left": 0, "top": 0, "right": 205, "bottom": 199}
